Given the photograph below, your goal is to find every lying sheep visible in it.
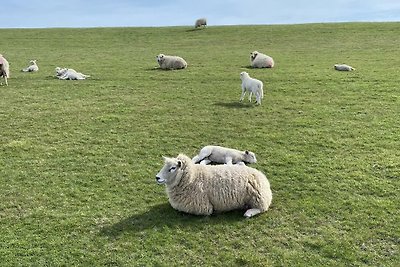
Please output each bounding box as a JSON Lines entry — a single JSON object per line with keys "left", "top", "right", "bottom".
{"left": 334, "top": 64, "right": 355, "bottom": 71}
{"left": 0, "top": 54, "right": 10, "bottom": 86}
{"left": 22, "top": 60, "right": 39, "bottom": 72}
{"left": 156, "top": 54, "right": 187, "bottom": 70}
{"left": 240, "top": 71, "right": 264, "bottom": 105}
{"left": 55, "top": 67, "right": 90, "bottom": 80}
{"left": 250, "top": 51, "right": 274, "bottom": 68}
{"left": 195, "top": 18, "right": 207, "bottom": 28}
{"left": 192, "top": 145, "right": 257, "bottom": 165}
{"left": 156, "top": 154, "right": 272, "bottom": 218}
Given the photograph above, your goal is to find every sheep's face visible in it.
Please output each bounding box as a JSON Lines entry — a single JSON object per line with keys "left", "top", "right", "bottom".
{"left": 243, "top": 150, "right": 257, "bottom": 164}
{"left": 240, "top": 71, "right": 249, "bottom": 80}
{"left": 55, "top": 67, "right": 67, "bottom": 76}
{"left": 250, "top": 51, "right": 259, "bottom": 61}
{"left": 156, "top": 54, "right": 165, "bottom": 65}
{"left": 156, "top": 157, "right": 184, "bottom": 187}
{"left": 29, "top": 60, "right": 37, "bottom": 65}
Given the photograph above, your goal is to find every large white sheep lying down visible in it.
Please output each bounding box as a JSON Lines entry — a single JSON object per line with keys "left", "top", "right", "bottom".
{"left": 334, "top": 64, "right": 355, "bottom": 71}
{"left": 240, "top": 71, "right": 264, "bottom": 105}
{"left": 195, "top": 18, "right": 207, "bottom": 28}
{"left": 250, "top": 51, "right": 274, "bottom": 68}
{"left": 0, "top": 54, "right": 10, "bottom": 86}
{"left": 22, "top": 60, "right": 39, "bottom": 72}
{"left": 156, "top": 54, "right": 187, "bottom": 70}
{"left": 156, "top": 154, "right": 272, "bottom": 218}
{"left": 55, "top": 67, "right": 90, "bottom": 80}
{"left": 192, "top": 145, "right": 257, "bottom": 165}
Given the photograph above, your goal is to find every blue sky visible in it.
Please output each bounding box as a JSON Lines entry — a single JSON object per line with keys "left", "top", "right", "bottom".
{"left": 3, "top": 0, "right": 400, "bottom": 28}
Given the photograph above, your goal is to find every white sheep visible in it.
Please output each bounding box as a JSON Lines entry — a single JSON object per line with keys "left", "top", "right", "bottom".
{"left": 55, "top": 67, "right": 90, "bottom": 80}
{"left": 334, "top": 64, "right": 355, "bottom": 71}
{"left": 156, "top": 54, "right": 187, "bottom": 70}
{"left": 156, "top": 154, "right": 272, "bottom": 218}
{"left": 0, "top": 54, "right": 10, "bottom": 86}
{"left": 195, "top": 18, "right": 207, "bottom": 28}
{"left": 250, "top": 51, "right": 274, "bottom": 68}
{"left": 240, "top": 71, "right": 264, "bottom": 105}
{"left": 22, "top": 60, "right": 39, "bottom": 72}
{"left": 192, "top": 145, "right": 257, "bottom": 165}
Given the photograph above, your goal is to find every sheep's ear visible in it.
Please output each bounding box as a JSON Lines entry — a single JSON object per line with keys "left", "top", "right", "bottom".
{"left": 245, "top": 150, "right": 249, "bottom": 155}
{"left": 177, "top": 160, "right": 182, "bottom": 168}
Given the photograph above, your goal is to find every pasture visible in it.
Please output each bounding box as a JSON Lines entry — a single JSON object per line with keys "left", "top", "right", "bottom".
{"left": 0, "top": 23, "right": 399, "bottom": 266}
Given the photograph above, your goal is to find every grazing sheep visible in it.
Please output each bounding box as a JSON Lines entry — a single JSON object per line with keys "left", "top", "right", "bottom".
{"left": 156, "top": 54, "right": 187, "bottom": 70}
{"left": 240, "top": 71, "right": 264, "bottom": 105}
{"left": 334, "top": 64, "right": 355, "bottom": 71}
{"left": 156, "top": 154, "right": 272, "bottom": 218}
{"left": 22, "top": 60, "right": 39, "bottom": 72}
{"left": 0, "top": 54, "right": 10, "bottom": 86}
{"left": 195, "top": 18, "right": 207, "bottom": 28}
{"left": 250, "top": 51, "right": 274, "bottom": 68}
{"left": 55, "top": 67, "right": 90, "bottom": 80}
{"left": 192, "top": 145, "right": 257, "bottom": 165}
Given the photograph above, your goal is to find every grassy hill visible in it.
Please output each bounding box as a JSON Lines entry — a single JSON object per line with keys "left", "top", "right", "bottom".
{"left": 0, "top": 23, "right": 399, "bottom": 266}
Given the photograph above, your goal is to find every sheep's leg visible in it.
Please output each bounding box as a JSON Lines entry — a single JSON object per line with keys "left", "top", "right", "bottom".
{"left": 4, "top": 76, "right": 8, "bottom": 86}
{"left": 248, "top": 92, "right": 253, "bottom": 102}
{"left": 244, "top": 208, "right": 261, "bottom": 218}
{"left": 225, "top": 157, "right": 233, "bottom": 165}
{"left": 239, "top": 89, "right": 246, "bottom": 102}
{"left": 199, "top": 159, "right": 211, "bottom": 165}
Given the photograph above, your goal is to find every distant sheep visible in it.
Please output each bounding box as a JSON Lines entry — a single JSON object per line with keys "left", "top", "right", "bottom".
{"left": 192, "top": 145, "right": 257, "bottom": 165}
{"left": 0, "top": 54, "right": 10, "bottom": 86}
{"left": 156, "top": 154, "right": 272, "bottom": 218}
{"left": 250, "top": 51, "right": 274, "bottom": 68}
{"left": 156, "top": 54, "right": 187, "bottom": 70}
{"left": 334, "top": 64, "right": 355, "bottom": 71}
{"left": 55, "top": 67, "right": 90, "bottom": 80}
{"left": 240, "top": 71, "right": 264, "bottom": 105}
{"left": 22, "top": 60, "right": 39, "bottom": 72}
{"left": 195, "top": 18, "right": 207, "bottom": 28}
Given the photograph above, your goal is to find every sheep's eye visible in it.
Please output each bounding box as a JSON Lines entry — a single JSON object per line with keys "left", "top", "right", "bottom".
{"left": 169, "top": 166, "right": 176, "bottom": 172}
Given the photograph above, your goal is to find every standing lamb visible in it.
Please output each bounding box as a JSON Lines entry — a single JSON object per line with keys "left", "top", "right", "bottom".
{"left": 192, "top": 145, "right": 257, "bottom": 165}
{"left": 334, "top": 64, "right": 355, "bottom": 71}
{"left": 240, "top": 71, "right": 264, "bottom": 105}
{"left": 195, "top": 18, "right": 207, "bottom": 28}
{"left": 0, "top": 54, "right": 10, "bottom": 86}
{"left": 156, "top": 54, "right": 187, "bottom": 70}
{"left": 22, "top": 60, "right": 39, "bottom": 72}
{"left": 156, "top": 154, "right": 272, "bottom": 218}
{"left": 250, "top": 51, "right": 274, "bottom": 68}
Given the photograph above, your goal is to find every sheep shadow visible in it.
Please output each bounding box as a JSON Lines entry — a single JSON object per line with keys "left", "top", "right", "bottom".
{"left": 214, "top": 101, "right": 257, "bottom": 109}
{"left": 100, "top": 203, "right": 245, "bottom": 238}
{"left": 185, "top": 28, "right": 206, "bottom": 32}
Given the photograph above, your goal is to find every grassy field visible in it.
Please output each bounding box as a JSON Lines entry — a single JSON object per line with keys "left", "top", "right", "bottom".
{"left": 0, "top": 22, "right": 399, "bottom": 266}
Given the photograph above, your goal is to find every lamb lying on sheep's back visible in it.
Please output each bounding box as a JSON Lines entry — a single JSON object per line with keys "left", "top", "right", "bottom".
{"left": 156, "top": 54, "right": 187, "bottom": 70}
{"left": 192, "top": 145, "right": 257, "bottom": 165}
{"left": 156, "top": 154, "right": 272, "bottom": 218}
{"left": 250, "top": 51, "right": 274, "bottom": 68}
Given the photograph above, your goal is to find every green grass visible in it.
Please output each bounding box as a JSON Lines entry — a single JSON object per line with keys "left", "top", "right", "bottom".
{"left": 0, "top": 23, "right": 399, "bottom": 266}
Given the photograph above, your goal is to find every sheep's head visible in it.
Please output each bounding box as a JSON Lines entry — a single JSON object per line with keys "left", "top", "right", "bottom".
{"left": 243, "top": 150, "right": 257, "bottom": 164}
{"left": 250, "top": 51, "right": 259, "bottom": 61}
{"left": 240, "top": 71, "right": 249, "bottom": 80}
{"left": 156, "top": 156, "right": 185, "bottom": 187}
{"left": 156, "top": 54, "right": 165, "bottom": 65}
{"left": 29, "top": 60, "right": 37, "bottom": 65}
{"left": 55, "top": 67, "right": 67, "bottom": 76}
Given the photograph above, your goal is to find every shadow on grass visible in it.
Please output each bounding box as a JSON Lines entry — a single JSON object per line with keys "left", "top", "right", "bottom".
{"left": 100, "top": 203, "right": 245, "bottom": 237}
{"left": 185, "top": 28, "right": 205, "bottom": 32}
{"left": 214, "top": 101, "right": 256, "bottom": 109}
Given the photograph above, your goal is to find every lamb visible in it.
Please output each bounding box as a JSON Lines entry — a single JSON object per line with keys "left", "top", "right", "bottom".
{"left": 250, "top": 51, "right": 274, "bottom": 68}
{"left": 240, "top": 71, "right": 264, "bottom": 105}
{"left": 22, "top": 60, "right": 39, "bottom": 72}
{"left": 0, "top": 54, "right": 10, "bottom": 86}
{"left": 334, "top": 64, "right": 355, "bottom": 71}
{"left": 195, "top": 18, "right": 207, "bottom": 28}
{"left": 55, "top": 67, "right": 90, "bottom": 80}
{"left": 156, "top": 54, "right": 187, "bottom": 70}
{"left": 192, "top": 145, "right": 257, "bottom": 165}
{"left": 156, "top": 154, "right": 272, "bottom": 218}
